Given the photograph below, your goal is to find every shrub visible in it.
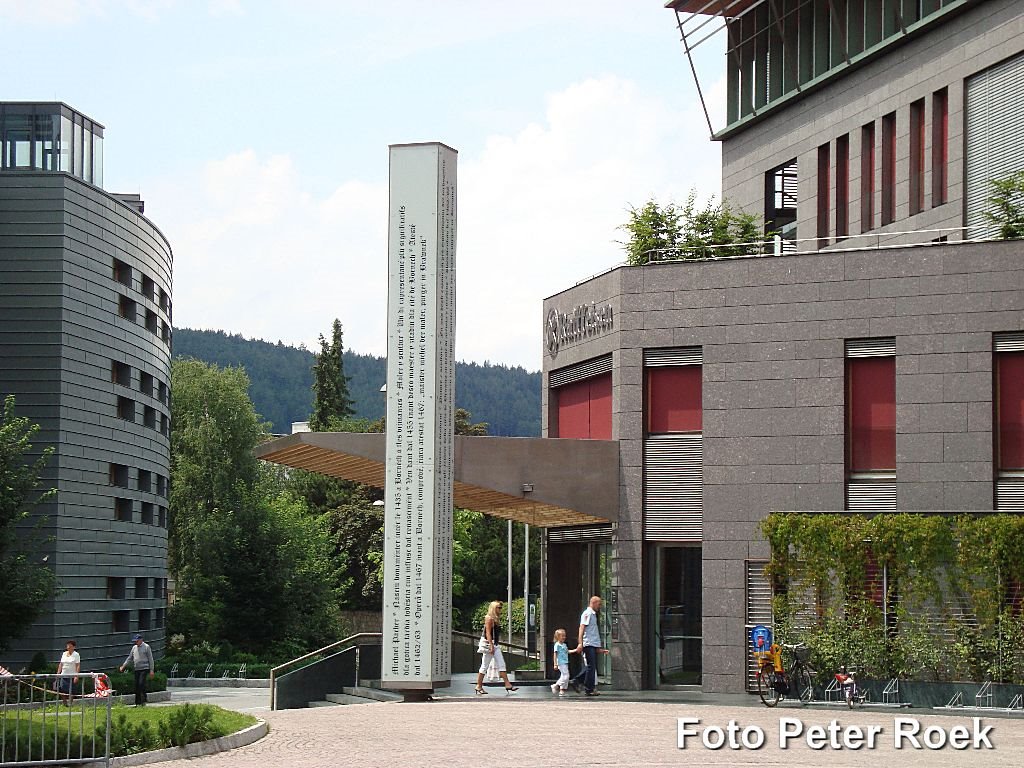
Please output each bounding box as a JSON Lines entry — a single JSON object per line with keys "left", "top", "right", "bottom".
{"left": 471, "top": 598, "right": 535, "bottom": 637}
{"left": 104, "top": 712, "right": 161, "bottom": 756}
{"left": 28, "top": 651, "right": 49, "bottom": 674}
{"left": 157, "top": 703, "right": 217, "bottom": 748}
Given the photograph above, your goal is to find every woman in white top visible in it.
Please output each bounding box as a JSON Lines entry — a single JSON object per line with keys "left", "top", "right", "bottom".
{"left": 474, "top": 601, "right": 518, "bottom": 695}
{"left": 57, "top": 640, "right": 80, "bottom": 704}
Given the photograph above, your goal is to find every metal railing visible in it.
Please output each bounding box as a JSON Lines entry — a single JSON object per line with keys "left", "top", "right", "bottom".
{"left": 451, "top": 630, "right": 535, "bottom": 657}
{"left": 269, "top": 633, "right": 382, "bottom": 710}
{"left": 1, "top": 673, "right": 112, "bottom": 767}
{"left": 574, "top": 225, "right": 980, "bottom": 286}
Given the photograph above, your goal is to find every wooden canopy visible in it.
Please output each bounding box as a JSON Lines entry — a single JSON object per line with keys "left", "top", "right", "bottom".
{"left": 255, "top": 432, "right": 618, "bottom": 528}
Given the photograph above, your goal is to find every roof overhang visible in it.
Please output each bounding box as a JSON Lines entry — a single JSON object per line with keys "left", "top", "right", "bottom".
{"left": 255, "top": 432, "right": 618, "bottom": 528}
{"left": 665, "top": 0, "right": 761, "bottom": 16}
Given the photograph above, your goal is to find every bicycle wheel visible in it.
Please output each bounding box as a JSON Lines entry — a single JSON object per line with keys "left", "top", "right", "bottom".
{"left": 756, "top": 666, "right": 782, "bottom": 707}
{"left": 794, "top": 666, "right": 814, "bottom": 704}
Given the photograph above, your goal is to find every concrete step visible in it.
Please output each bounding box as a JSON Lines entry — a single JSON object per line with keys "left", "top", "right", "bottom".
{"left": 307, "top": 700, "right": 338, "bottom": 708}
{"left": 342, "top": 686, "right": 402, "bottom": 703}
{"left": 324, "top": 692, "right": 376, "bottom": 705}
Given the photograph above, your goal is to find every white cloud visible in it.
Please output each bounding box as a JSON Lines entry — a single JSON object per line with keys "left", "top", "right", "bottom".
{"left": 456, "top": 76, "right": 721, "bottom": 368}
{"left": 151, "top": 150, "right": 389, "bottom": 359}
{"left": 151, "top": 75, "right": 720, "bottom": 370}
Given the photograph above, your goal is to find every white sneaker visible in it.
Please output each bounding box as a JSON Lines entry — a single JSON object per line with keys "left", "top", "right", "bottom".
{"left": 558, "top": 690, "right": 566, "bottom": 697}
{"left": 550, "top": 683, "right": 558, "bottom": 693}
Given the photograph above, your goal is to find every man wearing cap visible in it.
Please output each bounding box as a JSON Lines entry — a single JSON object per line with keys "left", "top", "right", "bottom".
{"left": 119, "top": 634, "right": 155, "bottom": 706}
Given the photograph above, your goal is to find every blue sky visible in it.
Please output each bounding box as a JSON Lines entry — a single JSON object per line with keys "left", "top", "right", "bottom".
{"left": 3, "top": 0, "right": 725, "bottom": 369}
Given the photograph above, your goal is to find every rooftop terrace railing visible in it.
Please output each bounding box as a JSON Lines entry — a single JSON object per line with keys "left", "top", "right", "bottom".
{"left": 574, "top": 226, "right": 982, "bottom": 287}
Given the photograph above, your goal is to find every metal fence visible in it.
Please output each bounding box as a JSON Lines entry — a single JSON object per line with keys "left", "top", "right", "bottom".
{"left": 0, "top": 672, "right": 112, "bottom": 767}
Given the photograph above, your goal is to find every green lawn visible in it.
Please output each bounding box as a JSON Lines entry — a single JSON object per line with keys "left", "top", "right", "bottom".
{"left": 0, "top": 701, "right": 258, "bottom": 762}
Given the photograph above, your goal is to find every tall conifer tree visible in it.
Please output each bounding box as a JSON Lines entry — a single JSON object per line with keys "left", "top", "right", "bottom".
{"left": 309, "top": 319, "right": 355, "bottom": 431}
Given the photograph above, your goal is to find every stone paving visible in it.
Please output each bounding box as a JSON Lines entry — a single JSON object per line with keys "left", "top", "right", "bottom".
{"left": 149, "top": 692, "right": 1024, "bottom": 768}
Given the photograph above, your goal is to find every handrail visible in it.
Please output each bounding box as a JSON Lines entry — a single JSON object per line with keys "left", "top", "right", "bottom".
{"left": 269, "top": 632, "right": 381, "bottom": 710}
{"left": 570, "top": 226, "right": 998, "bottom": 287}
{"left": 451, "top": 629, "right": 534, "bottom": 656}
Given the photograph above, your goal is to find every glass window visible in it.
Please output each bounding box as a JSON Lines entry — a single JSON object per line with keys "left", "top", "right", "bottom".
{"left": 93, "top": 133, "right": 104, "bottom": 188}
{"left": 997, "top": 352, "right": 1024, "bottom": 470}
{"left": 3, "top": 113, "right": 32, "bottom": 168}
{"left": 73, "top": 119, "right": 83, "bottom": 177}
{"left": 551, "top": 373, "right": 612, "bottom": 440}
{"left": 83, "top": 124, "right": 93, "bottom": 183}
{"left": 58, "top": 115, "right": 72, "bottom": 172}
{"left": 846, "top": 356, "right": 896, "bottom": 471}
{"left": 647, "top": 366, "right": 702, "bottom": 434}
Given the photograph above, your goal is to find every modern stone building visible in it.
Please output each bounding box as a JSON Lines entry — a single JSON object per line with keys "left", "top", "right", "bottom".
{"left": 0, "top": 103, "right": 171, "bottom": 670}
{"left": 255, "top": 1, "right": 1024, "bottom": 696}
{"left": 538, "top": 0, "right": 1024, "bottom": 694}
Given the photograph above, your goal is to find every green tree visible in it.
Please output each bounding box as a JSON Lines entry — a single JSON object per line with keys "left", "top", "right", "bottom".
{"left": 168, "top": 359, "right": 341, "bottom": 653}
{"left": 620, "top": 199, "right": 683, "bottom": 265}
{"left": 984, "top": 170, "right": 1024, "bottom": 239}
{"left": 454, "top": 407, "right": 488, "bottom": 436}
{"left": 622, "top": 192, "right": 765, "bottom": 265}
{"left": 168, "top": 360, "right": 265, "bottom": 576}
{"left": 0, "top": 395, "right": 57, "bottom": 651}
{"left": 309, "top": 319, "right": 355, "bottom": 431}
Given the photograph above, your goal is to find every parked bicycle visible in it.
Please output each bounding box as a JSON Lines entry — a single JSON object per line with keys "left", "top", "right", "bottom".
{"left": 834, "top": 665, "right": 868, "bottom": 708}
{"left": 755, "top": 641, "right": 815, "bottom": 707}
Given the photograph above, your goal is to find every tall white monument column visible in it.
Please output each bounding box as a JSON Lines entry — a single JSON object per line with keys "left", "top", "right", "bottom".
{"left": 382, "top": 142, "right": 457, "bottom": 695}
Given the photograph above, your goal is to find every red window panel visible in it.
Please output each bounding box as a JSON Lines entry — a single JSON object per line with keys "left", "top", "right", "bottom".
{"left": 847, "top": 357, "right": 896, "bottom": 471}
{"left": 817, "top": 142, "right": 830, "bottom": 249}
{"left": 909, "top": 98, "right": 925, "bottom": 215}
{"left": 997, "top": 352, "right": 1024, "bottom": 470}
{"left": 881, "top": 112, "right": 896, "bottom": 226}
{"left": 647, "top": 366, "right": 702, "bottom": 433}
{"left": 836, "top": 134, "right": 849, "bottom": 239}
{"left": 861, "top": 122, "right": 875, "bottom": 232}
{"left": 932, "top": 87, "right": 948, "bottom": 207}
{"left": 551, "top": 373, "right": 612, "bottom": 440}
{"left": 589, "top": 373, "right": 613, "bottom": 440}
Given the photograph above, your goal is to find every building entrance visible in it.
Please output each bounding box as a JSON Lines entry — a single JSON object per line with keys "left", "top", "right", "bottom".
{"left": 649, "top": 545, "right": 702, "bottom": 687}
{"left": 545, "top": 539, "right": 612, "bottom": 681}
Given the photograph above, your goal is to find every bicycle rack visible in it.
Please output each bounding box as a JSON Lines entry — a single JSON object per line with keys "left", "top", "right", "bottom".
{"left": 882, "top": 678, "right": 900, "bottom": 705}
{"left": 237, "top": 663, "right": 247, "bottom": 679}
{"left": 221, "top": 667, "right": 231, "bottom": 678}
{"left": 187, "top": 668, "right": 196, "bottom": 679}
{"left": 1008, "top": 694, "right": 1023, "bottom": 712}
{"left": 169, "top": 663, "right": 178, "bottom": 677}
{"left": 824, "top": 677, "right": 841, "bottom": 702}
{"left": 204, "top": 663, "right": 213, "bottom": 677}
{"left": 975, "top": 681, "right": 993, "bottom": 709}
{"left": 945, "top": 691, "right": 964, "bottom": 708}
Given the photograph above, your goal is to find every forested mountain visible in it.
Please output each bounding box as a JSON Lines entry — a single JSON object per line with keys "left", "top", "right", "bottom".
{"left": 172, "top": 328, "right": 541, "bottom": 436}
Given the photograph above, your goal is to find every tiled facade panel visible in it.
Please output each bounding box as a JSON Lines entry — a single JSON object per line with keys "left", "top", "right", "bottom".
{"left": 0, "top": 174, "right": 171, "bottom": 670}
{"left": 543, "top": 238, "right": 1024, "bottom": 693}
{"left": 720, "top": 0, "right": 1024, "bottom": 251}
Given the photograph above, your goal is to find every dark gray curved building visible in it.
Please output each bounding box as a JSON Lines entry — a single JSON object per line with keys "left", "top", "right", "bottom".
{"left": 1, "top": 103, "right": 171, "bottom": 670}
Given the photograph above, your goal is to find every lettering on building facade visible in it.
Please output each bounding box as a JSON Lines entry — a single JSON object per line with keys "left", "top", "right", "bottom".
{"left": 545, "top": 302, "right": 614, "bottom": 357}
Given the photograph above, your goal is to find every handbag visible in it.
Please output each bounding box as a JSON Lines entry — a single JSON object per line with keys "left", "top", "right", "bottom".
{"left": 477, "top": 637, "right": 491, "bottom": 654}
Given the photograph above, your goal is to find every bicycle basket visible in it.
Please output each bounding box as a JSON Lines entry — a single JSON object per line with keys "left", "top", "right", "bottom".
{"left": 794, "top": 645, "right": 811, "bottom": 662}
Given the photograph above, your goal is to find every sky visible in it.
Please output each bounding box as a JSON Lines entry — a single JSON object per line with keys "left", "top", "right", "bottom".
{"left": 2, "top": 0, "right": 726, "bottom": 370}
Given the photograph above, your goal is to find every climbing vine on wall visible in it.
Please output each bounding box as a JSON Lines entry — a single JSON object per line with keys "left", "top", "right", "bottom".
{"left": 759, "top": 513, "right": 1024, "bottom": 683}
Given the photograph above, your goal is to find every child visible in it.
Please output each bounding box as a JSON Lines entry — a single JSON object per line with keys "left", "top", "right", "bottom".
{"left": 550, "top": 628, "right": 575, "bottom": 696}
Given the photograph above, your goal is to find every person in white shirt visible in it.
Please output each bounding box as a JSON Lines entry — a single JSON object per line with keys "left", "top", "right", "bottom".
{"left": 56, "top": 640, "right": 80, "bottom": 704}
{"left": 570, "top": 596, "right": 610, "bottom": 696}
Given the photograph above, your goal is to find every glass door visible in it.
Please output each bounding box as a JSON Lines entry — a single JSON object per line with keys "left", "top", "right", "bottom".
{"left": 652, "top": 545, "right": 702, "bottom": 686}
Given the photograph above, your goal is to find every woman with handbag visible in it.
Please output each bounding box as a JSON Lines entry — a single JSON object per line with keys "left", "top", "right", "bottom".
{"left": 475, "top": 601, "right": 518, "bottom": 695}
